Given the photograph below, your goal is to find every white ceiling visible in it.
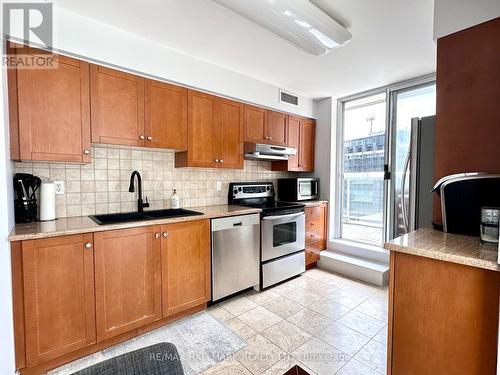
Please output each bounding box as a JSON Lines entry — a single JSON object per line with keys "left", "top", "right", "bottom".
{"left": 56, "top": 0, "right": 437, "bottom": 99}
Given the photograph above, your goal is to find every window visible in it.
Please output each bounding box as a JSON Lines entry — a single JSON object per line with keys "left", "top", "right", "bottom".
{"left": 336, "top": 77, "right": 436, "bottom": 248}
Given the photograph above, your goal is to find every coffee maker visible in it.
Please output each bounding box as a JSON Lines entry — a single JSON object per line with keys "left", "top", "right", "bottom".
{"left": 13, "top": 173, "right": 41, "bottom": 223}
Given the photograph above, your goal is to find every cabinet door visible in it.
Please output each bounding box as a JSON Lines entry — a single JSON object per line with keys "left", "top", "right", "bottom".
{"left": 145, "top": 80, "right": 187, "bottom": 150}
{"left": 266, "top": 110, "right": 287, "bottom": 146}
{"left": 216, "top": 98, "right": 244, "bottom": 169}
{"left": 305, "top": 242, "right": 322, "bottom": 266}
{"left": 300, "top": 119, "right": 315, "bottom": 172}
{"left": 91, "top": 65, "right": 145, "bottom": 146}
{"left": 244, "top": 105, "right": 266, "bottom": 143}
{"left": 185, "top": 90, "right": 217, "bottom": 167}
{"left": 22, "top": 234, "right": 95, "bottom": 366}
{"left": 390, "top": 252, "right": 500, "bottom": 374}
{"left": 305, "top": 204, "right": 327, "bottom": 247}
{"left": 162, "top": 220, "right": 211, "bottom": 317}
{"left": 15, "top": 47, "right": 91, "bottom": 162}
{"left": 94, "top": 226, "right": 162, "bottom": 341}
{"left": 286, "top": 115, "right": 301, "bottom": 171}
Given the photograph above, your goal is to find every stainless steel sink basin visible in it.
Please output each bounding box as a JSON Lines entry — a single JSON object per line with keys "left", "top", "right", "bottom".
{"left": 89, "top": 208, "right": 203, "bottom": 225}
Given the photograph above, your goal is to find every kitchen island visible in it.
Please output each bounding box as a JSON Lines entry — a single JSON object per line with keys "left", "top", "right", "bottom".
{"left": 384, "top": 227, "right": 500, "bottom": 375}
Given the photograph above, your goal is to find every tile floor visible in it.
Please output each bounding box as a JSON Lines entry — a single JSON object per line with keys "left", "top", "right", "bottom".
{"left": 204, "top": 268, "right": 388, "bottom": 375}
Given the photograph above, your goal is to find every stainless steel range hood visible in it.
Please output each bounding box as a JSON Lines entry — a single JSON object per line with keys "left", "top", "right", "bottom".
{"left": 244, "top": 142, "right": 296, "bottom": 161}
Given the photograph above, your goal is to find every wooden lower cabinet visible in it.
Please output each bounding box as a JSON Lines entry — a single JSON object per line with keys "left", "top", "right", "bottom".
{"left": 305, "top": 203, "right": 328, "bottom": 267}
{"left": 21, "top": 234, "right": 96, "bottom": 366}
{"left": 13, "top": 221, "right": 212, "bottom": 373}
{"left": 93, "top": 226, "right": 162, "bottom": 341}
{"left": 161, "top": 220, "right": 211, "bottom": 316}
{"left": 388, "top": 252, "right": 500, "bottom": 374}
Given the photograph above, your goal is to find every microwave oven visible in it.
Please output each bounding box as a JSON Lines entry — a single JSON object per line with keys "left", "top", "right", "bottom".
{"left": 277, "top": 178, "right": 319, "bottom": 201}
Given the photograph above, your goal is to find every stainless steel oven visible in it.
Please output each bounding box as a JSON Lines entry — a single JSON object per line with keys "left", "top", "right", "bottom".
{"left": 262, "top": 212, "right": 305, "bottom": 261}
{"left": 228, "top": 182, "right": 306, "bottom": 289}
{"left": 277, "top": 178, "right": 319, "bottom": 201}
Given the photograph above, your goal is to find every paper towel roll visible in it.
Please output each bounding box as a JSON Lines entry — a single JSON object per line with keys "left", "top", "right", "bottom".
{"left": 40, "top": 182, "right": 56, "bottom": 221}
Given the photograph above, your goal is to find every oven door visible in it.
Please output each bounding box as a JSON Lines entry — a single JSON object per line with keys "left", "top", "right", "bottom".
{"left": 262, "top": 212, "right": 305, "bottom": 261}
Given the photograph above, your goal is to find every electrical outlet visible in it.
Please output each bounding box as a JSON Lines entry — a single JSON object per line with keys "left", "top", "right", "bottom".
{"left": 216, "top": 181, "right": 222, "bottom": 191}
{"left": 54, "top": 181, "right": 64, "bottom": 194}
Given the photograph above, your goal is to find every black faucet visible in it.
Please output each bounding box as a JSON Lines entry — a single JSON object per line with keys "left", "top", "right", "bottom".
{"left": 128, "top": 171, "right": 149, "bottom": 212}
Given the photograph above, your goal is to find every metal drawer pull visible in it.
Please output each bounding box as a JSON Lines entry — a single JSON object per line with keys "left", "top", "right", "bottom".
{"left": 155, "top": 233, "right": 161, "bottom": 239}
{"left": 85, "top": 243, "right": 92, "bottom": 249}
{"left": 139, "top": 135, "right": 145, "bottom": 140}
{"left": 162, "top": 232, "right": 168, "bottom": 237}
{"left": 147, "top": 136, "right": 152, "bottom": 141}
{"left": 233, "top": 222, "right": 243, "bottom": 226}
{"left": 83, "top": 149, "right": 90, "bottom": 155}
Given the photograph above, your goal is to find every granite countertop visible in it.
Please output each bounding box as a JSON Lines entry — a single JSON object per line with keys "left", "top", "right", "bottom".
{"left": 384, "top": 227, "right": 500, "bottom": 272}
{"left": 9, "top": 205, "right": 261, "bottom": 241}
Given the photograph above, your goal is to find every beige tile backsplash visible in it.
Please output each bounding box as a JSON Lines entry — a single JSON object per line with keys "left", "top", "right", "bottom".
{"left": 13, "top": 145, "right": 291, "bottom": 218}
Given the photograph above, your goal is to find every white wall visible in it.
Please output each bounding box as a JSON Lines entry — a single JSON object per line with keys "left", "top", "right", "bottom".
{"left": 434, "top": 0, "right": 500, "bottom": 39}
{"left": 9, "top": 7, "right": 314, "bottom": 118}
{"left": 0, "top": 6, "right": 16, "bottom": 373}
{"left": 312, "top": 97, "right": 337, "bottom": 240}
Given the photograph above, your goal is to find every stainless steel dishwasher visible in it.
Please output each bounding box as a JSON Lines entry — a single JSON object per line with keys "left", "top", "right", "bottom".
{"left": 211, "top": 213, "right": 260, "bottom": 301}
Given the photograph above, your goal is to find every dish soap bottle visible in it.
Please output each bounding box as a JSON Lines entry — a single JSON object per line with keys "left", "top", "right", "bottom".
{"left": 171, "top": 189, "right": 180, "bottom": 209}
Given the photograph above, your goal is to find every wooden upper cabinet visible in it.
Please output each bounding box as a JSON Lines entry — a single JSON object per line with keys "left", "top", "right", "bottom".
{"left": 300, "top": 118, "right": 315, "bottom": 172}
{"left": 90, "top": 65, "right": 145, "bottom": 146}
{"left": 176, "top": 90, "right": 216, "bottom": 168}
{"left": 216, "top": 99, "right": 244, "bottom": 169}
{"left": 145, "top": 80, "right": 187, "bottom": 150}
{"left": 176, "top": 90, "right": 243, "bottom": 169}
{"left": 272, "top": 116, "right": 315, "bottom": 172}
{"left": 266, "top": 110, "right": 287, "bottom": 146}
{"left": 286, "top": 115, "right": 301, "bottom": 172}
{"left": 244, "top": 105, "right": 266, "bottom": 143}
{"left": 22, "top": 234, "right": 96, "bottom": 366}
{"left": 162, "top": 220, "right": 211, "bottom": 317}
{"left": 10, "top": 47, "right": 91, "bottom": 163}
{"left": 93, "top": 226, "right": 162, "bottom": 341}
{"left": 243, "top": 106, "right": 287, "bottom": 146}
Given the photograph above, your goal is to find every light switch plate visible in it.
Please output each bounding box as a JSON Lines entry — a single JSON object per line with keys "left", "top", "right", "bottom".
{"left": 54, "top": 181, "right": 64, "bottom": 194}
{"left": 216, "top": 181, "right": 222, "bottom": 191}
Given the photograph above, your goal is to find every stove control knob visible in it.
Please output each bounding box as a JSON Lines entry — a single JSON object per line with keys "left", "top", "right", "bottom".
{"left": 233, "top": 189, "right": 238, "bottom": 195}
{"left": 238, "top": 187, "right": 242, "bottom": 192}
{"left": 266, "top": 186, "right": 270, "bottom": 191}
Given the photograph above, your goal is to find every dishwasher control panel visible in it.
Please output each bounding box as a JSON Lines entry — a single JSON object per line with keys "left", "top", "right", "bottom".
{"left": 211, "top": 213, "right": 260, "bottom": 231}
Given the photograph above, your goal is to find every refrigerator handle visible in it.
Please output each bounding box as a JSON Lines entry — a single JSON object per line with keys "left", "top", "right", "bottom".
{"left": 401, "top": 149, "right": 412, "bottom": 233}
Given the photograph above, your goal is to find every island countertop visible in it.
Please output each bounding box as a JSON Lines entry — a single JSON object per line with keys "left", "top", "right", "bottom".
{"left": 384, "top": 227, "right": 500, "bottom": 272}
{"left": 9, "top": 205, "right": 261, "bottom": 241}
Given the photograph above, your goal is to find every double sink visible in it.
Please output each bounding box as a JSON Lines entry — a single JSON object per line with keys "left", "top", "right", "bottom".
{"left": 89, "top": 208, "right": 203, "bottom": 225}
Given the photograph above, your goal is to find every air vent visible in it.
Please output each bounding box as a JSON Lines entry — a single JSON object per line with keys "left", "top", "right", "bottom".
{"left": 279, "top": 89, "right": 299, "bottom": 107}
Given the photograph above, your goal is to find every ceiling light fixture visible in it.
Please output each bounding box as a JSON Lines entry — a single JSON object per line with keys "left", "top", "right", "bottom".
{"left": 211, "top": 0, "right": 351, "bottom": 56}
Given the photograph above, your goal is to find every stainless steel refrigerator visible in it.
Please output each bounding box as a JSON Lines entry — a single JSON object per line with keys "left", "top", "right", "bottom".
{"left": 394, "top": 115, "right": 435, "bottom": 237}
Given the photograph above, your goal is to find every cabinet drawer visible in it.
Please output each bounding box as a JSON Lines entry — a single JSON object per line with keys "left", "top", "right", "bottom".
{"left": 305, "top": 205, "right": 322, "bottom": 221}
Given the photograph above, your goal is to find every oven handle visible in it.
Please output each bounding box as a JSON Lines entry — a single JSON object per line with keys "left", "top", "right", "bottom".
{"left": 262, "top": 212, "right": 305, "bottom": 220}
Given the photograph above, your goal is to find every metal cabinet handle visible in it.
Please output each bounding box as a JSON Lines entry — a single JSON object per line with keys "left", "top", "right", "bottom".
{"left": 215, "top": 159, "right": 219, "bottom": 163}
{"left": 220, "top": 159, "right": 224, "bottom": 163}
{"left": 155, "top": 233, "right": 161, "bottom": 239}
{"left": 83, "top": 149, "right": 90, "bottom": 155}
{"left": 139, "top": 135, "right": 145, "bottom": 140}
{"left": 147, "top": 136, "right": 152, "bottom": 141}
{"left": 162, "top": 232, "right": 168, "bottom": 237}
{"left": 85, "top": 243, "right": 92, "bottom": 249}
